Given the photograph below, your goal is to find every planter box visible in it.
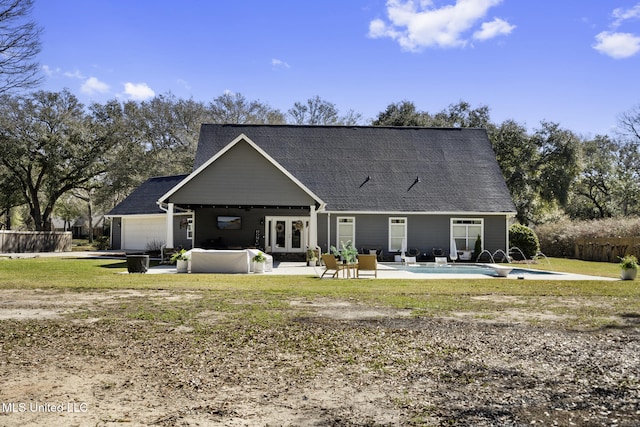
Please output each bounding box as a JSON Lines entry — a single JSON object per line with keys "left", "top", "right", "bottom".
{"left": 176, "top": 259, "right": 189, "bottom": 273}
{"left": 127, "top": 255, "right": 149, "bottom": 273}
{"left": 254, "top": 261, "right": 265, "bottom": 273}
{"left": 621, "top": 268, "right": 637, "bottom": 280}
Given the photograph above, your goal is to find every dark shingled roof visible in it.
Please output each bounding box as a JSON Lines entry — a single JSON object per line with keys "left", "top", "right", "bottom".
{"left": 107, "top": 175, "right": 188, "bottom": 216}
{"left": 193, "top": 124, "right": 516, "bottom": 213}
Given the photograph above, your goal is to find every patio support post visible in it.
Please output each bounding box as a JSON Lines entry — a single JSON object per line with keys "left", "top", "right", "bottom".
{"left": 166, "top": 202, "right": 174, "bottom": 248}
{"left": 308, "top": 205, "right": 317, "bottom": 249}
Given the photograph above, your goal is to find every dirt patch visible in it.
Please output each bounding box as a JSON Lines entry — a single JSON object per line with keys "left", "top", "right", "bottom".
{"left": 0, "top": 289, "right": 638, "bottom": 426}
{"left": 290, "top": 299, "right": 413, "bottom": 320}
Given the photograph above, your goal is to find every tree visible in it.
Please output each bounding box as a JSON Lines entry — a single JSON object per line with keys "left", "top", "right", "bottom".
{"left": 488, "top": 119, "right": 538, "bottom": 224}
{"left": 54, "top": 193, "right": 82, "bottom": 232}
{"left": 611, "top": 105, "right": 640, "bottom": 216}
{"left": 618, "top": 104, "right": 640, "bottom": 143}
{"left": 0, "top": 90, "right": 120, "bottom": 231}
{"left": 127, "top": 93, "right": 208, "bottom": 175}
{"left": 614, "top": 141, "right": 640, "bottom": 216}
{"left": 210, "top": 92, "right": 285, "bottom": 124}
{"left": 568, "top": 135, "right": 617, "bottom": 219}
{"left": 531, "top": 121, "right": 581, "bottom": 209}
{"left": 429, "top": 100, "right": 491, "bottom": 128}
{"left": 0, "top": 163, "right": 23, "bottom": 229}
{"left": 288, "top": 95, "right": 360, "bottom": 125}
{"left": 372, "top": 100, "right": 429, "bottom": 126}
{"left": 0, "top": 0, "right": 42, "bottom": 93}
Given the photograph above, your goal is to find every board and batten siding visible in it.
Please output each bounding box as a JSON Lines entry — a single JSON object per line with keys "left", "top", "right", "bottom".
{"left": 167, "top": 140, "right": 316, "bottom": 207}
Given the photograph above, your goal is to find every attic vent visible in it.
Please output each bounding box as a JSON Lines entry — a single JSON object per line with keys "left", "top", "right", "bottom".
{"left": 407, "top": 176, "right": 420, "bottom": 191}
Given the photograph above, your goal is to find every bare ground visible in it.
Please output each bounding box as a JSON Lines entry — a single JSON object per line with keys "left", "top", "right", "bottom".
{"left": 0, "top": 288, "right": 639, "bottom": 426}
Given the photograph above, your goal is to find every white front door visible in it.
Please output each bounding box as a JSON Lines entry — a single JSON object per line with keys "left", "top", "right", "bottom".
{"left": 266, "top": 216, "right": 307, "bottom": 253}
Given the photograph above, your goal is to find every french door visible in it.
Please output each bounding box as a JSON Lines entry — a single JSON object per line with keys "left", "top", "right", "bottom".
{"left": 265, "top": 216, "right": 307, "bottom": 253}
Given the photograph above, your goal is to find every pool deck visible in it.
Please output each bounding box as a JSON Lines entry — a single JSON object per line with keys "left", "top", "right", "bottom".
{"left": 1, "top": 251, "right": 617, "bottom": 281}
{"left": 145, "top": 261, "right": 615, "bottom": 280}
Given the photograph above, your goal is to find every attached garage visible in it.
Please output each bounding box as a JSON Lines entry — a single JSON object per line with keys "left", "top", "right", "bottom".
{"left": 120, "top": 215, "right": 166, "bottom": 251}
{"left": 106, "top": 175, "right": 192, "bottom": 252}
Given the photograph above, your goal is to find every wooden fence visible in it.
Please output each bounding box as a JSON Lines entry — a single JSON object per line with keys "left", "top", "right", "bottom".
{"left": 575, "top": 237, "right": 640, "bottom": 262}
{"left": 0, "top": 230, "right": 72, "bottom": 253}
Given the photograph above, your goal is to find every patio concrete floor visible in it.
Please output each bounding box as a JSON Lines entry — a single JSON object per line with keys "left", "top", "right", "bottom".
{"left": 145, "top": 260, "right": 616, "bottom": 281}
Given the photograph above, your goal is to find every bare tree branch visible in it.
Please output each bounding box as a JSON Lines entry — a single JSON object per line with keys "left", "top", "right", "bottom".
{"left": 0, "top": 0, "right": 42, "bottom": 93}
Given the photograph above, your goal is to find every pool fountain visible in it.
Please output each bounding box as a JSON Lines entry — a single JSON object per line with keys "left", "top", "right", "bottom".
{"left": 533, "top": 251, "right": 551, "bottom": 265}
{"left": 475, "top": 249, "right": 495, "bottom": 263}
{"left": 509, "top": 247, "right": 529, "bottom": 264}
{"left": 492, "top": 249, "right": 510, "bottom": 263}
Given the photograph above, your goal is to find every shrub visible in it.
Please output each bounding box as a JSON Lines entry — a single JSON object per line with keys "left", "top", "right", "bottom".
{"left": 509, "top": 223, "right": 540, "bottom": 259}
{"left": 535, "top": 217, "right": 640, "bottom": 258}
{"left": 95, "top": 236, "right": 110, "bottom": 250}
{"left": 474, "top": 234, "right": 482, "bottom": 255}
{"left": 534, "top": 219, "right": 578, "bottom": 257}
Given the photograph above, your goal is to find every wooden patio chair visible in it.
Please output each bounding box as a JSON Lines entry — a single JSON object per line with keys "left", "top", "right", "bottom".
{"left": 321, "top": 254, "right": 346, "bottom": 278}
{"left": 357, "top": 254, "right": 378, "bottom": 278}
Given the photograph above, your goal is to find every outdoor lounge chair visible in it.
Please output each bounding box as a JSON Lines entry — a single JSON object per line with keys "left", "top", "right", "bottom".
{"left": 357, "top": 254, "right": 378, "bottom": 278}
{"left": 321, "top": 254, "right": 346, "bottom": 278}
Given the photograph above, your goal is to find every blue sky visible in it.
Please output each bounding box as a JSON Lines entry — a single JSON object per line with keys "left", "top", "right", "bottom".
{"left": 33, "top": 0, "right": 640, "bottom": 137}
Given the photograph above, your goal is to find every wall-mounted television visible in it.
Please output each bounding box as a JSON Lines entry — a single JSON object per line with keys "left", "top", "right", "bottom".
{"left": 217, "top": 216, "right": 241, "bottom": 230}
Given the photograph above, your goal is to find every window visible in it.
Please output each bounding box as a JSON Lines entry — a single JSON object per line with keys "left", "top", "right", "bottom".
{"left": 388, "top": 217, "right": 407, "bottom": 252}
{"left": 451, "top": 218, "right": 483, "bottom": 251}
{"left": 186, "top": 218, "right": 193, "bottom": 240}
{"left": 336, "top": 217, "right": 355, "bottom": 247}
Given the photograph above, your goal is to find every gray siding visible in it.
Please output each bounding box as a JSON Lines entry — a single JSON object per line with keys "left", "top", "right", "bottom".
{"left": 168, "top": 140, "right": 315, "bottom": 207}
{"left": 172, "top": 215, "right": 193, "bottom": 249}
{"left": 317, "top": 212, "right": 509, "bottom": 259}
{"left": 110, "top": 217, "right": 122, "bottom": 250}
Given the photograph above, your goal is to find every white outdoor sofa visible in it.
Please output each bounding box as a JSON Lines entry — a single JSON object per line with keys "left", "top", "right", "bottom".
{"left": 187, "top": 248, "right": 273, "bottom": 273}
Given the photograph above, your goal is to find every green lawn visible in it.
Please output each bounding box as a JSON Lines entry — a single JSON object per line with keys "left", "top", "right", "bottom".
{"left": 0, "top": 256, "right": 638, "bottom": 329}
{"left": 1, "top": 255, "right": 639, "bottom": 425}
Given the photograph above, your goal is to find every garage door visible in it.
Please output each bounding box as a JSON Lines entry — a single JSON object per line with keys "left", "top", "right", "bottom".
{"left": 122, "top": 216, "right": 166, "bottom": 251}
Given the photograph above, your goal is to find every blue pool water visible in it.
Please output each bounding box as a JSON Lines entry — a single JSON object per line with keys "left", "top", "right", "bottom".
{"left": 390, "top": 263, "right": 557, "bottom": 277}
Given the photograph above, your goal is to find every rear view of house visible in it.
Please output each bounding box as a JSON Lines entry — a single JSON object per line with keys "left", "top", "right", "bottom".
{"left": 108, "top": 125, "right": 516, "bottom": 260}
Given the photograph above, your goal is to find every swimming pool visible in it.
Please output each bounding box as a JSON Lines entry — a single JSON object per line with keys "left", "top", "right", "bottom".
{"left": 389, "top": 263, "right": 557, "bottom": 277}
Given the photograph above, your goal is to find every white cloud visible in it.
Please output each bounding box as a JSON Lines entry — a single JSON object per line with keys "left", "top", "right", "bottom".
{"left": 42, "top": 65, "right": 60, "bottom": 76}
{"left": 612, "top": 3, "right": 640, "bottom": 28}
{"left": 271, "top": 58, "right": 290, "bottom": 69}
{"left": 473, "top": 17, "right": 515, "bottom": 40}
{"left": 594, "top": 4, "right": 640, "bottom": 59}
{"left": 123, "top": 82, "right": 155, "bottom": 101}
{"left": 593, "top": 31, "right": 640, "bottom": 59}
{"left": 81, "top": 77, "right": 110, "bottom": 95}
{"left": 63, "top": 69, "right": 85, "bottom": 79}
{"left": 368, "top": 0, "right": 512, "bottom": 51}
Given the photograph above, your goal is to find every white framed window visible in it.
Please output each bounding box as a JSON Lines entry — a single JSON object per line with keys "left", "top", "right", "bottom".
{"left": 186, "top": 218, "right": 193, "bottom": 240}
{"left": 336, "top": 217, "right": 355, "bottom": 247}
{"left": 388, "top": 217, "right": 407, "bottom": 252}
{"left": 451, "top": 218, "right": 483, "bottom": 251}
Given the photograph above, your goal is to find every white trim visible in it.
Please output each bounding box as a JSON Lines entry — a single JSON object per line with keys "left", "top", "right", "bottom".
{"left": 388, "top": 217, "right": 407, "bottom": 252}
{"left": 105, "top": 212, "right": 191, "bottom": 219}
{"left": 158, "top": 133, "right": 324, "bottom": 206}
{"left": 318, "top": 210, "right": 515, "bottom": 216}
{"left": 166, "top": 202, "right": 174, "bottom": 248}
{"left": 336, "top": 216, "right": 356, "bottom": 248}
{"left": 265, "top": 216, "right": 309, "bottom": 253}
{"left": 450, "top": 217, "right": 484, "bottom": 253}
{"left": 308, "top": 205, "right": 317, "bottom": 249}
